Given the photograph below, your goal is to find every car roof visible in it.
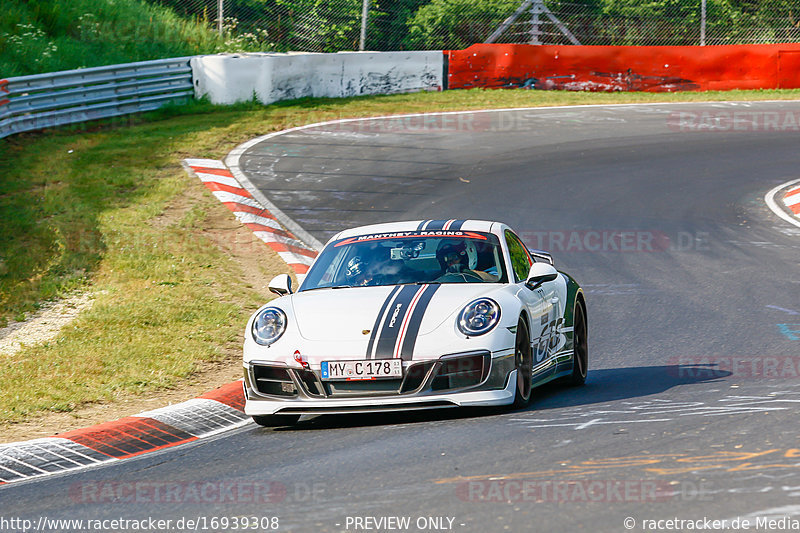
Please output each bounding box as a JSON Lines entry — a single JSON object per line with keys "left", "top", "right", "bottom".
{"left": 329, "top": 220, "right": 505, "bottom": 242}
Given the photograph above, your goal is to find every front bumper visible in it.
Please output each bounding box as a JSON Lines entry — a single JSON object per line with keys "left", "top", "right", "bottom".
{"left": 243, "top": 350, "right": 516, "bottom": 416}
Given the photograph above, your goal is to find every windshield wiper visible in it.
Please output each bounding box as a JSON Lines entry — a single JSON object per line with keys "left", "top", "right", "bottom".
{"left": 301, "top": 284, "right": 353, "bottom": 292}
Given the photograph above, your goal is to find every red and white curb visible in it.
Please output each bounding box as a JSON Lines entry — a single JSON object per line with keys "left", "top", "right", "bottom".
{"left": 0, "top": 159, "right": 321, "bottom": 486}
{"left": 784, "top": 184, "right": 800, "bottom": 216}
{"left": 766, "top": 178, "right": 800, "bottom": 229}
{"left": 0, "top": 382, "right": 248, "bottom": 485}
{"left": 183, "top": 158, "right": 318, "bottom": 280}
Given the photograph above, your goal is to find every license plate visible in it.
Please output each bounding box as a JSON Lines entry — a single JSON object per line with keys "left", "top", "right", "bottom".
{"left": 321, "top": 360, "right": 403, "bottom": 381}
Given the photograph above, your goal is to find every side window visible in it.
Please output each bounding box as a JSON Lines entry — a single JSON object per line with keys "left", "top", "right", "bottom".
{"left": 505, "top": 230, "right": 532, "bottom": 283}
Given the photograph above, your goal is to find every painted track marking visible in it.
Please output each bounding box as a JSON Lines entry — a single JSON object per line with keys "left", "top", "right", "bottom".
{"left": 765, "top": 178, "right": 800, "bottom": 229}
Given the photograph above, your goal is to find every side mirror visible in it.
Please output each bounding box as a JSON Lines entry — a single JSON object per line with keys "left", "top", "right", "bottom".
{"left": 525, "top": 263, "right": 558, "bottom": 290}
{"left": 268, "top": 274, "right": 293, "bottom": 296}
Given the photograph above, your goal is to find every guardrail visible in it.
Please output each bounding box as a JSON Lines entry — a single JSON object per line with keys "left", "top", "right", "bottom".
{"left": 9, "top": 43, "right": 796, "bottom": 140}
{"left": 0, "top": 57, "right": 195, "bottom": 139}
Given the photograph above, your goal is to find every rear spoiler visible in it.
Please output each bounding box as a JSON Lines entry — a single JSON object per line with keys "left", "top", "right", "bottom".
{"left": 528, "top": 248, "right": 554, "bottom": 266}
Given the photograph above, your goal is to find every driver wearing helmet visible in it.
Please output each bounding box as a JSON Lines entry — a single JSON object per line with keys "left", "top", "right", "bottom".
{"left": 345, "top": 255, "right": 374, "bottom": 286}
{"left": 435, "top": 239, "right": 493, "bottom": 282}
{"left": 345, "top": 245, "right": 395, "bottom": 287}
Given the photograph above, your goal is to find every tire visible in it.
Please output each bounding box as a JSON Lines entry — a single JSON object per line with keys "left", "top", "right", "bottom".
{"left": 252, "top": 414, "right": 300, "bottom": 427}
{"left": 567, "top": 300, "right": 588, "bottom": 386}
{"left": 512, "top": 317, "right": 533, "bottom": 408}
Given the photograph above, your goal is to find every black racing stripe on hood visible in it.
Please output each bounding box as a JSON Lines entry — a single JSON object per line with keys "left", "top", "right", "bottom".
{"left": 373, "top": 285, "right": 424, "bottom": 359}
{"left": 425, "top": 220, "right": 448, "bottom": 230}
{"left": 449, "top": 219, "right": 466, "bottom": 230}
{"left": 399, "top": 284, "right": 441, "bottom": 360}
{"left": 365, "top": 285, "right": 401, "bottom": 359}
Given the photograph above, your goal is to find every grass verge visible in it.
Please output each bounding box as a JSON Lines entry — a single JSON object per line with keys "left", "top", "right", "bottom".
{"left": 1, "top": 87, "right": 799, "bottom": 426}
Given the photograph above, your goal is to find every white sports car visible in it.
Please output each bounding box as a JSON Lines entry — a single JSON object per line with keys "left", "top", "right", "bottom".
{"left": 243, "top": 220, "right": 587, "bottom": 426}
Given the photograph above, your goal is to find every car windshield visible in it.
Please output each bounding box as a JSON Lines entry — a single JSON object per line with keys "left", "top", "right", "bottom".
{"left": 300, "top": 231, "right": 508, "bottom": 291}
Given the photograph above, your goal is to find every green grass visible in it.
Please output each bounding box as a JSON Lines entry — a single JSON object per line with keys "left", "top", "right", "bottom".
{"left": 0, "top": 0, "right": 252, "bottom": 76}
{"left": 2, "top": 87, "right": 800, "bottom": 423}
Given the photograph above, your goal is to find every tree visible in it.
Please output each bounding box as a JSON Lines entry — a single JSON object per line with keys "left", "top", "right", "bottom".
{"left": 406, "top": 0, "right": 520, "bottom": 49}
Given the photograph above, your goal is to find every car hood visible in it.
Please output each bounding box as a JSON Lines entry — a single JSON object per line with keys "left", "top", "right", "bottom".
{"left": 289, "top": 284, "right": 498, "bottom": 342}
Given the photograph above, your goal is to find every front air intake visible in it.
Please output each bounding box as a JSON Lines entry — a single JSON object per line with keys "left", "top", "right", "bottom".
{"left": 431, "top": 353, "right": 490, "bottom": 391}
{"left": 252, "top": 365, "right": 297, "bottom": 397}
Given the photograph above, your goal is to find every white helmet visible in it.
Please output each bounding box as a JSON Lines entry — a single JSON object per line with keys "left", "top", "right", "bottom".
{"left": 436, "top": 239, "right": 478, "bottom": 273}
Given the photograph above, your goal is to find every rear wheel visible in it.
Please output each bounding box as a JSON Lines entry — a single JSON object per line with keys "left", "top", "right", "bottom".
{"left": 512, "top": 318, "right": 533, "bottom": 408}
{"left": 568, "top": 301, "right": 588, "bottom": 386}
{"left": 252, "top": 414, "right": 300, "bottom": 427}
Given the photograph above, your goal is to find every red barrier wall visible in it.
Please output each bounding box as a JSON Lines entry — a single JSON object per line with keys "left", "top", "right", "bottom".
{"left": 446, "top": 44, "right": 800, "bottom": 92}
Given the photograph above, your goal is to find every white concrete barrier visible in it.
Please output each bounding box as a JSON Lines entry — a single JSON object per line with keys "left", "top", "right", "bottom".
{"left": 191, "top": 51, "right": 444, "bottom": 105}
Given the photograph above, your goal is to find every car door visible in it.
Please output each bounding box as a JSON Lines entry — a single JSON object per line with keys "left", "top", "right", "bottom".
{"left": 504, "top": 230, "right": 557, "bottom": 380}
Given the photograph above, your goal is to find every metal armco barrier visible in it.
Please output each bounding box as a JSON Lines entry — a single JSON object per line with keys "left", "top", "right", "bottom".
{"left": 0, "top": 57, "right": 194, "bottom": 139}
{"left": 5, "top": 44, "right": 800, "bottom": 140}
{"left": 446, "top": 43, "right": 800, "bottom": 92}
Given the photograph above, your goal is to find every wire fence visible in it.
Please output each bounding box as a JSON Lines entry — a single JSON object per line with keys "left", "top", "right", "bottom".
{"left": 148, "top": 0, "right": 800, "bottom": 52}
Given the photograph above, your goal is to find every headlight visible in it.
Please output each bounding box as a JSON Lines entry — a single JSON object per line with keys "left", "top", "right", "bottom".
{"left": 457, "top": 298, "right": 501, "bottom": 336}
{"left": 252, "top": 307, "right": 287, "bottom": 346}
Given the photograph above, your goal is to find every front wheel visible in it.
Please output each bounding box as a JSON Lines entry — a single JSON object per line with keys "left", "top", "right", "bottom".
{"left": 252, "top": 414, "right": 300, "bottom": 427}
{"left": 567, "top": 300, "right": 588, "bottom": 386}
{"left": 512, "top": 318, "right": 533, "bottom": 408}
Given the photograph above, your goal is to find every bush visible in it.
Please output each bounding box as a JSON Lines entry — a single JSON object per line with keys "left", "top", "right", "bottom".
{"left": 0, "top": 0, "right": 227, "bottom": 76}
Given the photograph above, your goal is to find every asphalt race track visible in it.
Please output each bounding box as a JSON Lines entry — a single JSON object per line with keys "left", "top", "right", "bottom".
{"left": 5, "top": 102, "right": 800, "bottom": 532}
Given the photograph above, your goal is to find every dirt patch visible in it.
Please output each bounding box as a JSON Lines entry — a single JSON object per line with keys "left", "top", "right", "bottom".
{"left": 0, "top": 177, "right": 296, "bottom": 444}
{"left": 0, "top": 292, "right": 97, "bottom": 356}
